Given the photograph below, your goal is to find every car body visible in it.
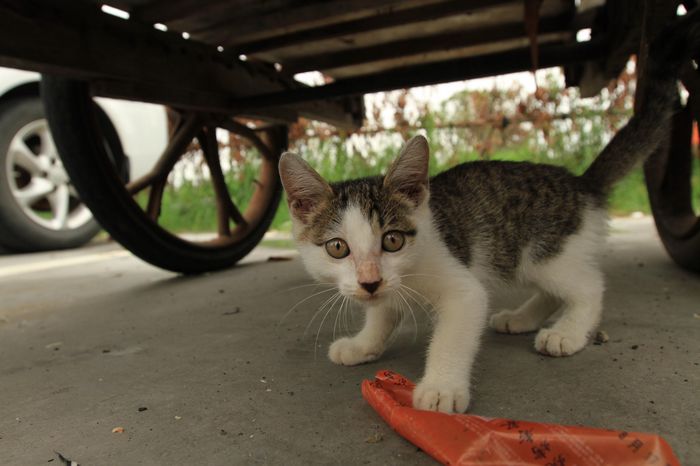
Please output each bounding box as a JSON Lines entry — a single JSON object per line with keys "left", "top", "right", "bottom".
{"left": 0, "top": 67, "right": 168, "bottom": 251}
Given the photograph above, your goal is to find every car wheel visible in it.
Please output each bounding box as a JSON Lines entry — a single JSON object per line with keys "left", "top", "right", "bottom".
{"left": 0, "top": 96, "right": 124, "bottom": 251}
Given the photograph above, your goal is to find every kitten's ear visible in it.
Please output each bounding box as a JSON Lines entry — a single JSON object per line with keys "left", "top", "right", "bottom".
{"left": 279, "top": 152, "right": 332, "bottom": 222}
{"left": 383, "top": 135, "right": 429, "bottom": 205}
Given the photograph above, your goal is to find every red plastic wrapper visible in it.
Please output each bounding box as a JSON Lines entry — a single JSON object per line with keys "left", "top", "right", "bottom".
{"left": 362, "top": 370, "right": 680, "bottom": 466}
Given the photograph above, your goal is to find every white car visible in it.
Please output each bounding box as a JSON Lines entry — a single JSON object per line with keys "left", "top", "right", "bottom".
{"left": 0, "top": 67, "right": 168, "bottom": 251}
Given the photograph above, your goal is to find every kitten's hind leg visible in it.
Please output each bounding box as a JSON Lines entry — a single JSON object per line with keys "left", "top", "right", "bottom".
{"left": 328, "top": 305, "right": 398, "bottom": 366}
{"left": 489, "top": 291, "right": 559, "bottom": 334}
{"left": 533, "top": 263, "right": 604, "bottom": 357}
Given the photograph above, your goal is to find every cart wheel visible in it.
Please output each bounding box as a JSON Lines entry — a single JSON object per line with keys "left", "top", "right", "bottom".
{"left": 41, "top": 76, "right": 285, "bottom": 274}
{"left": 645, "top": 70, "right": 700, "bottom": 273}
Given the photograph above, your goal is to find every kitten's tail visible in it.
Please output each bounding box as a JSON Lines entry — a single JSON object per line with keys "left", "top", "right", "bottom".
{"left": 581, "top": 8, "right": 700, "bottom": 195}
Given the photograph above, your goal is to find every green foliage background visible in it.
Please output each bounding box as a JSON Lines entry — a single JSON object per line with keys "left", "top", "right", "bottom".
{"left": 150, "top": 72, "right": 700, "bottom": 234}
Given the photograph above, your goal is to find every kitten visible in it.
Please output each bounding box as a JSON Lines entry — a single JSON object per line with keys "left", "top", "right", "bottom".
{"left": 278, "top": 13, "right": 699, "bottom": 413}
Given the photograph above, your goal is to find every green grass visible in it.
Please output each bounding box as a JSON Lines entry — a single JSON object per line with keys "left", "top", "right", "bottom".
{"left": 260, "top": 238, "right": 296, "bottom": 249}
{"left": 149, "top": 144, "right": 700, "bottom": 234}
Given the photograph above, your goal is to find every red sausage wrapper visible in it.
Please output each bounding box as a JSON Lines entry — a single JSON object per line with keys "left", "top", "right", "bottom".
{"left": 361, "top": 370, "right": 680, "bottom": 466}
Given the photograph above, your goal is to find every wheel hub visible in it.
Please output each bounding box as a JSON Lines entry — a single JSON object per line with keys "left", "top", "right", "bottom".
{"left": 6, "top": 118, "right": 92, "bottom": 231}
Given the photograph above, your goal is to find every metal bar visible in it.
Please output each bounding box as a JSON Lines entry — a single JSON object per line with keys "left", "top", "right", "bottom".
{"left": 228, "top": 39, "right": 607, "bottom": 111}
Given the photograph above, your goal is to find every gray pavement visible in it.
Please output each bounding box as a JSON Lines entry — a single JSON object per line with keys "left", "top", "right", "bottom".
{"left": 0, "top": 217, "right": 698, "bottom": 465}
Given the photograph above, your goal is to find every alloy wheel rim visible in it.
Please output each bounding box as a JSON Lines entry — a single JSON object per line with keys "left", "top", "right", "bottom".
{"left": 5, "top": 119, "right": 93, "bottom": 231}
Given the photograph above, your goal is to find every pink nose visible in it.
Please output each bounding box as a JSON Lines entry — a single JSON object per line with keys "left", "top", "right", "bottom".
{"left": 357, "top": 260, "right": 381, "bottom": 285}
{"left": 359, "top": 280, "right": 382, "bottom": 294}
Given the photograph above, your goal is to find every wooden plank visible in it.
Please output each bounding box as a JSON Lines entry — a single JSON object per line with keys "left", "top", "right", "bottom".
{"left": 0, "top": 0, "right": 361, "bottom": 128}
{"left": 133, "top": 0, "right": 253, "bottom": 24}
{"left": 228, "top": 39, "right": 607, "bottom": 110}
{"left": 253, "top": 0, "right": 572, "bottom": 66}
{"left": 282, "top": 12, "right": 577, "bottom": 74}
{"left": 217, "top": 0, "right": 511, "bottom": 54}
{"left": 327, "top": 32, "right": 569, "bottom": 79}
{"left": 133, "top": 0, "right": 289, "bottom": 30}
{"left": 191, "top": 0, "right": 435, "bottom": 46}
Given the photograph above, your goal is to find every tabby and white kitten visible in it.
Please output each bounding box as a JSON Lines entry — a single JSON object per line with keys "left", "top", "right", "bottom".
{"left": 279, "top": 13, "right": 698, "bottom": 413}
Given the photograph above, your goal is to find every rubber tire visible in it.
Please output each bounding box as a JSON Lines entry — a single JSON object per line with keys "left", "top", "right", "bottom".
{"left": 41, "top": 77, "right": 283, "bottom": 274}
{"left": 0, "top": 97, "right": 105, "bottom": 251}
{"left": 645, "top": 103, "right": 700, "bottom": 273}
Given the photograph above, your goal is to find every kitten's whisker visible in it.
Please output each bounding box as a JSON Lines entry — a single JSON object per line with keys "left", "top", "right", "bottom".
{"left": 400, "top": 284, "right": 434, "bottom": 318}
{"left": 332, "top": 295, "right": 345, "bottom": 341}
{"left": 303, "top": 291, "right": 340, "bottom": 337}
{"left": 386, "top": 293, "right": 404, "bottom": 347}
{"left": 396, "top": 288, "right": 418, "bottom": 344}
{"left": 349, "top": 299, "right": 356, "bottom": 328}
{"left": 314, "top": 293, "right": 343, "bottom": 360}
{"left": 278, "top": 287, "right": 337, "bottom": 325}
{"left": 341, "top": 296, "right": 351, "bottom": 336}
{"left": 400, "top": 287, "right": 431, "bottom": 311}
{"left": 398, "top": 273, "right": 443, "bottom": 280}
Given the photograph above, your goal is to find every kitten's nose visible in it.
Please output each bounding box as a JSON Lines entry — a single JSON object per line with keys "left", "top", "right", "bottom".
{"left": 359, "top": 280, "right": 382, "bottom": 295}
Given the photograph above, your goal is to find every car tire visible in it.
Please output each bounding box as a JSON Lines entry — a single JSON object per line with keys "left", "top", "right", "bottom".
{"left": 0, "top": 96, "right": 125, "bottom": 252}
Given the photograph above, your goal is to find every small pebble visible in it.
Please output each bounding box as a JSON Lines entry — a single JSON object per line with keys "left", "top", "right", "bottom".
{"left": 594, "top": 331, "right": 609, "bottom": 345}
{"left": 222, "top": 307, "right": 241, "bottom": 316}
{"left": 365, "top": 432, "right": 383, "bottom": 444}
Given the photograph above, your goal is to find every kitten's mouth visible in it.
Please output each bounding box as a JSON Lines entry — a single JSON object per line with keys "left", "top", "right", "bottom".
{"left": 354, "top": 290, "right": 385, "bottom": 302}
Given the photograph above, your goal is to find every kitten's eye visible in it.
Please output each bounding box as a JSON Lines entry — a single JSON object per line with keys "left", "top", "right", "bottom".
{"left": 382, "top": 231, "right": 405, "bottom": 252}
{"left": 325, "top": 238, "right": 350, "bottom": 259}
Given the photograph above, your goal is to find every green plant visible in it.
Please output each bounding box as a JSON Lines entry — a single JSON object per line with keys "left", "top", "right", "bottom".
{"left": 147, "top": 65, "right": 700, "bottom": 236}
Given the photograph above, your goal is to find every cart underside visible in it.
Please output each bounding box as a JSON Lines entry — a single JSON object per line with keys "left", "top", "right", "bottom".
{"left": 0, "top": 0, "right": 697, "bottom": 272}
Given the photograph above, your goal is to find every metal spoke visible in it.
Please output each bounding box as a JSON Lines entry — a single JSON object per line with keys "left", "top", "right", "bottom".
{"left": 9, "top": 138, "right": 44, "bottom": 174}
{"left": 37, "top": 123, "right": 57, "bottom": 158}
{"left": 48, "top": 184, "right": 70, "bottom": 229}
{"left": 12, "top": 177, "right": 54, "bottom": 206}
{"left": 127, "top": 113, "right": 201, "bottom": 195}
{"left": 68, "top": 184, "right": 80, "bottom": 198}
{"left": 200, "top": 126, "right": 247, "bottom": 237}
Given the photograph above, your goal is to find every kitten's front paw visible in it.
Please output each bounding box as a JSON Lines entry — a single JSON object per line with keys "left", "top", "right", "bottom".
{"left": 489, "top": 309, "right": 540, "bottom": 334}
{"left": 534, "top": 328, "right": 586, "bottom": 356}
{"left": 412, "top": 379, "right": 470, "bottom": 413}
{"left": 328, "top": 337, "right": 381, "bottom": 366}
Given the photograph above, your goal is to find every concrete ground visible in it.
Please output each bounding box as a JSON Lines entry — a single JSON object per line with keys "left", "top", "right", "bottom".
{"left": 0, "top": 217, "right": 698, "bottom": 465}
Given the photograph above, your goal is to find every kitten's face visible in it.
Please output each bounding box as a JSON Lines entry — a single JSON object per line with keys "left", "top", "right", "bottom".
{"left": 279, "top": 136, "right": 430, "bottom": 302}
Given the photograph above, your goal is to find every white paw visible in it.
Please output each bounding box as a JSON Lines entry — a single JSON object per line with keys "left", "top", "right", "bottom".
{"left": 328, "top": 337, "right": 381, "bottom": 366}
{"left": 534, "top": 328, "right": 587, "bottom": 356}
{"left": 412, "top": 379, "right": 470, "bottom": 413}
{"left": 489, "top": 309, "right": 539, "bottom": 334}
